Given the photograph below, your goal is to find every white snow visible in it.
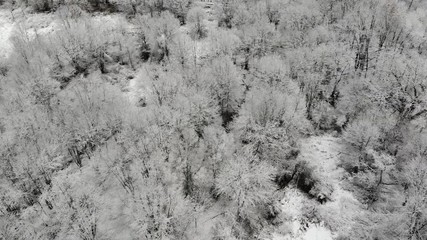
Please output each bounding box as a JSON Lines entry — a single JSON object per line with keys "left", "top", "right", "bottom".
{"left": 0, "top": 9, "right": 59, "bottom": 60}
{"left": 271, "top": 135, "right": 361, "bottom": 240}
{"left": 0, "top": 9, "right": 14, "bottom": 59}
{"left": 303, "top": 225, "right": 333, "bottom": 240}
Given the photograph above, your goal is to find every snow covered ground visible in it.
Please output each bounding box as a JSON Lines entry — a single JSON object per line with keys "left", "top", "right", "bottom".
{"left": 0, "top": 6, "right": 364, "bottom": 239}
{"left": 0, "top": 9, "right": 59, "bottom": 60}
{"left": 0, "top": 9, "right": 14, "bottom": 59}
{"left": 272, "top": 135, "right": 361, "bottom": 240}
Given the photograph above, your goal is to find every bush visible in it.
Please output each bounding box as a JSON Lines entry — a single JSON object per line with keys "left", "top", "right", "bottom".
{"left": 311, "top": 101, "right": 345, "bottom": 132}
{"left": 276, "top": 160, "right": 322, "bottom": 198}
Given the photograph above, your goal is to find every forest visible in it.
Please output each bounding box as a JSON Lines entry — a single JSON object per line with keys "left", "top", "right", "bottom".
{"left": 0, "top": 0, "right": 427, "bottom": 239}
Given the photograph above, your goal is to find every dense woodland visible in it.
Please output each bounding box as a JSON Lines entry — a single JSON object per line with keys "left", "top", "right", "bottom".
{"left": 1, "top": 0, "right": 427, "bottom": 239}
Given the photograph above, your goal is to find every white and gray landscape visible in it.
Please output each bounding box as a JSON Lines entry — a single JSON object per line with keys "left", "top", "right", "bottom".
{"left": 1, "top": 0, "right": 427, "bottom": 239}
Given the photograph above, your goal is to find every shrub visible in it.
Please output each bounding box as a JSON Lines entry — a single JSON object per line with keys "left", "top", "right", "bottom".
{"left": 275, "top": 160, "right": 321, "bottom": 196}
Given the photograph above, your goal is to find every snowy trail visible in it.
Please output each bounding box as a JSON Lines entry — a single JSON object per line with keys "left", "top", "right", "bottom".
{"left": 273, "top": 135, "right": 360, "bottom": 240}
{"left": 299, "top": 135, "right": 345, "bottom": 200}
{"left": 300, "top": 136, "right": 360, "bottom": 238}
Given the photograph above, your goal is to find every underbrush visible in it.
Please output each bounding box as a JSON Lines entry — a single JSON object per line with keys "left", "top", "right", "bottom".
{"left": 4, "top": 0, "right": 426, "bottom": 238}
{"left": 7, "top": 0, "right": 117, "bottom": 12}
{"left": 7, "top": 14, "right": 137, "bottom": 92}
{"left": 6, "top": 0, "right": 191, "bottom": 23}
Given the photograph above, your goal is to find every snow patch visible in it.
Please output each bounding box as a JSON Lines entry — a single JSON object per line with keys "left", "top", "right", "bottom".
{"left": 303, "top": 225, "right": 333, "bottom": 240}
{"left": 0, "top": 10, "right": 14, "bottom": 59}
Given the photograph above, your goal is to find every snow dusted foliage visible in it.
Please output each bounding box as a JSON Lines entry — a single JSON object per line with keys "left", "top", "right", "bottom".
{"left": 2, "top": 0, "right": 427, "bottom": 239}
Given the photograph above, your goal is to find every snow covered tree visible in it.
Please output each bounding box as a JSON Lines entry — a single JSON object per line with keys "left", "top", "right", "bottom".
{"left": 215, "top": 146, "right": 276, "bottom": 237}
{"left": 202, "top": 56, "right": 243, "bottom": 127}
{"left": 187, "top": 6, "right": 208, "bottom": 40}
